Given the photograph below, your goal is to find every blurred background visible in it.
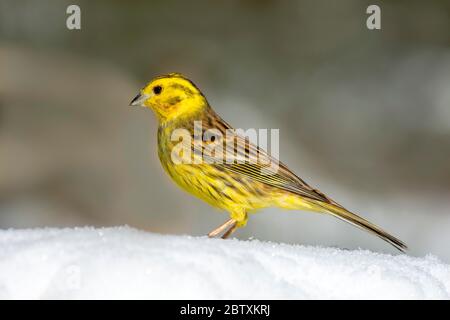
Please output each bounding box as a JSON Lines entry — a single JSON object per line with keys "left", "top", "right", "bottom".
{"left": 1, "top": 0, "right": 449, "bottom": 259}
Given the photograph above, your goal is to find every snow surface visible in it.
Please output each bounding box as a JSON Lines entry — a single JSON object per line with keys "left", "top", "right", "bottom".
{"left": 0, "top": 226, "right": 449, "bottom": 299}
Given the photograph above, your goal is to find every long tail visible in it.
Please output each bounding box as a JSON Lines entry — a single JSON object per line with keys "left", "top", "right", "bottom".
{"left": 311, "top": 201, "right": 407, "bottom": 252}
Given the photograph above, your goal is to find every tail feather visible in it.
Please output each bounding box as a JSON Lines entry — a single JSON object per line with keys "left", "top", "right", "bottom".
{"left": 313, "top": 201, "right": 407, "bottom": 252}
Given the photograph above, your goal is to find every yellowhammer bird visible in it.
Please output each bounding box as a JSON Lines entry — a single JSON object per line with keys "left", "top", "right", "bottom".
{"left": 130, "top": 73, "right": 407, "bottom": 251}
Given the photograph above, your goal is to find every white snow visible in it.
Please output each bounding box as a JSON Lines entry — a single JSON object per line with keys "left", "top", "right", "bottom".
{"left": 0, "top": 226, "right": 449, "bottom": 299}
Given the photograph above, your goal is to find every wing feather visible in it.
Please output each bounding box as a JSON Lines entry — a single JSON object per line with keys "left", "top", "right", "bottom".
{"left": 194, "top": 113, "right": 337, "bottom": 205}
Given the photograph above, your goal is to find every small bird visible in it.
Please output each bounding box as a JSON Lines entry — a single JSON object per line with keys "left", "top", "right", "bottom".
{"left": 130, "top": 73, "right": 407, "bottom": 251}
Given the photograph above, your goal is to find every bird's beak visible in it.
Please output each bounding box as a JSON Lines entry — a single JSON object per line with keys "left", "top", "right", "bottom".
{"left": 129, "top": 92, "right": 150, "bottom": 107}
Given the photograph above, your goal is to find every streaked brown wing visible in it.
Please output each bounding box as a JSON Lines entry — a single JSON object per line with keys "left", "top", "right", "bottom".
{"left": 196, "top": 114, "right": 337, "bottom": 205}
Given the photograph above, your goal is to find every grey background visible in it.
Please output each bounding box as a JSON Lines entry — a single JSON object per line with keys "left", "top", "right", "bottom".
{"left": 1, "top": 0, "right": 449, "bottom": 259}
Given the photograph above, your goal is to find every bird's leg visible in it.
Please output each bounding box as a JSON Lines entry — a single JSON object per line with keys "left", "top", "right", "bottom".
{"left": 221, "top": 221, "right": 238, "bottom": 239}
{"left": 207, "top": 218, "right": 236, "bottom": 238}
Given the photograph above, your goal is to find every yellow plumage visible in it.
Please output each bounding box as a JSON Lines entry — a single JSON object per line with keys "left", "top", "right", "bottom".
{"left": 130, "top": 73, "right": 407, "bottom": 251}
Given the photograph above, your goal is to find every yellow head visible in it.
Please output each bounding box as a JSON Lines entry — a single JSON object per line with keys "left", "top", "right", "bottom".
{"left": 130, "top": 73, "right": 208, "bottom": 123}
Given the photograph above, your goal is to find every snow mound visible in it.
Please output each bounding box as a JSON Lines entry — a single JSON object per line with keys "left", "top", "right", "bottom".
{"left": 0, "top": 226, "right": 449, "bottom": 299}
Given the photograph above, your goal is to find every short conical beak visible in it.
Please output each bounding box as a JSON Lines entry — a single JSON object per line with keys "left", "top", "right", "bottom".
{"left": 129, "top": 92, "right": 149, "bottom": 107}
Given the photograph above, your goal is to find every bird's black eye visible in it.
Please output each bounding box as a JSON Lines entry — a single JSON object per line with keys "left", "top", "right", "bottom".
{"left": 153, "top": 85, "right": 162, "bottom": 95}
